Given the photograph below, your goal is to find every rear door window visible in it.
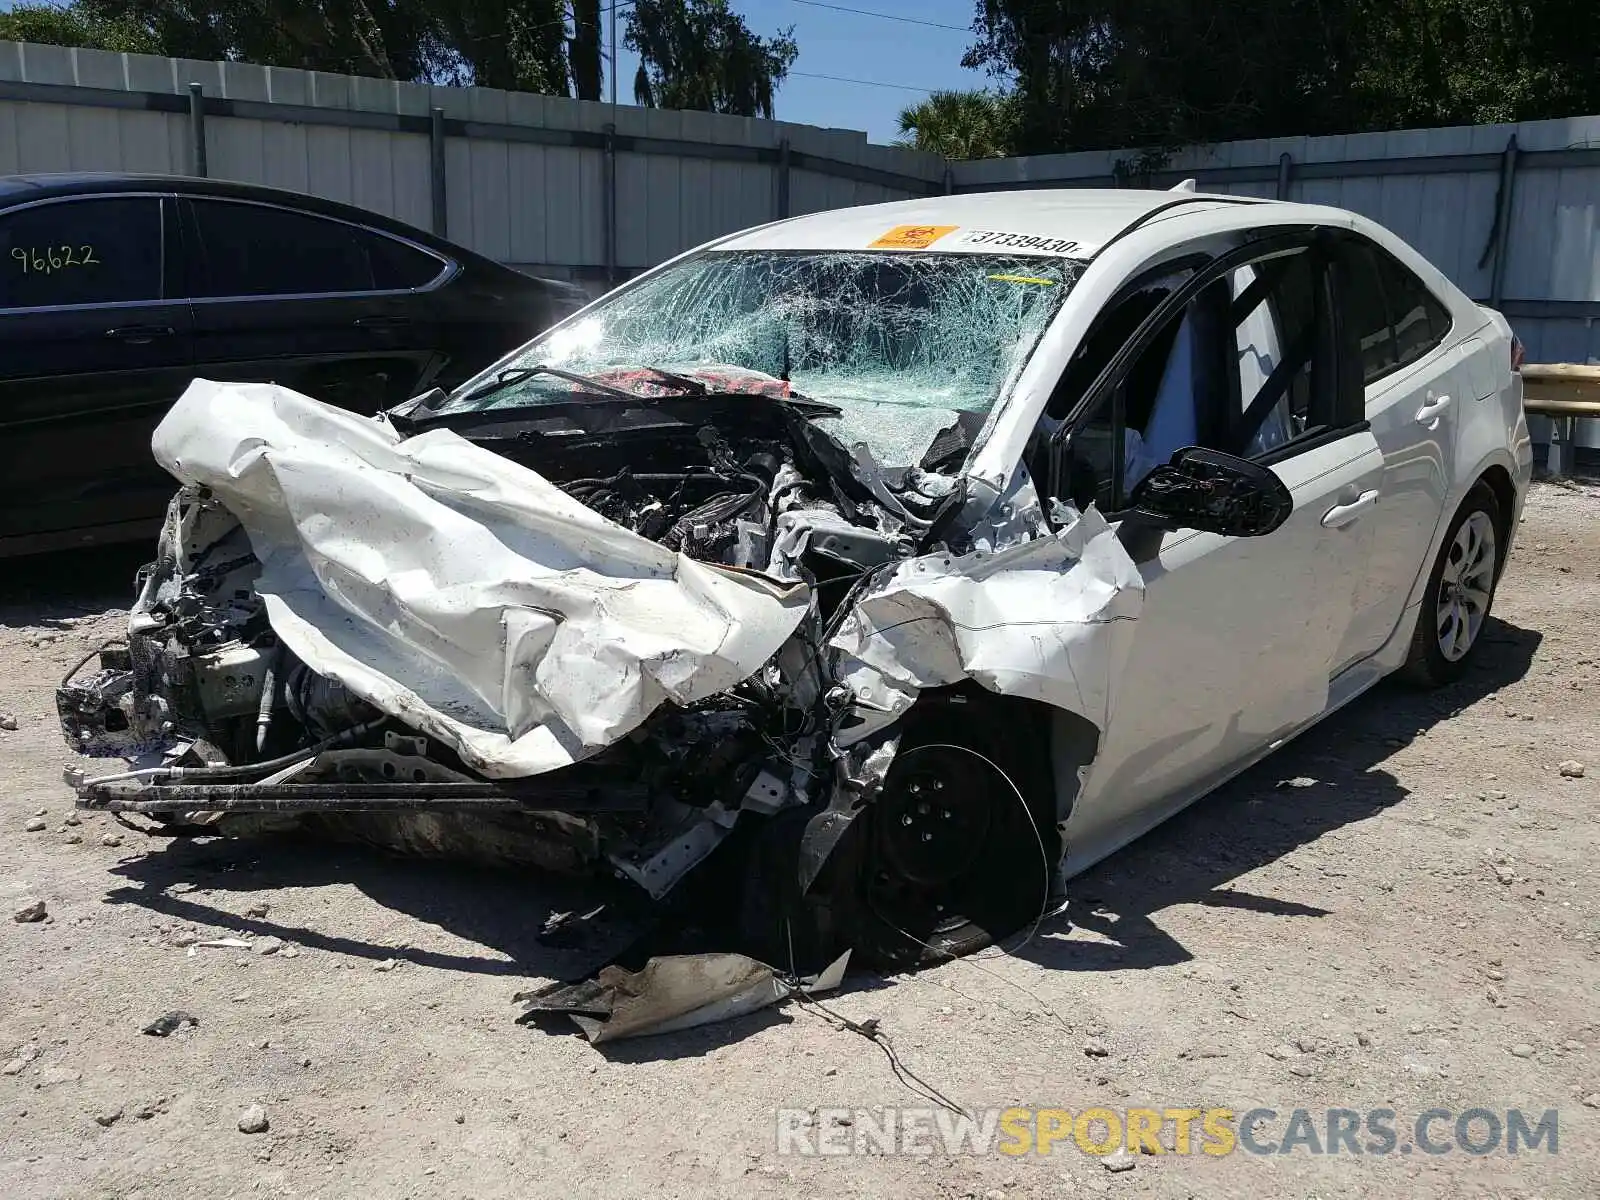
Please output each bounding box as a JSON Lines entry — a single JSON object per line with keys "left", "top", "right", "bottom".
{"left": 1336, "top": 242, "right": 1400, "bottom": 384}
{"left": 0, "top": 196, "right": 163, "bottom": 309}
{"left": 1336, "top": 237, "right": 1452, "bottom": 383}
{"left": 185, "top": 199, "right": 442, "bottom": 298}
{"left": 1382, "top": 256, "right": 1452, "bottom": 368}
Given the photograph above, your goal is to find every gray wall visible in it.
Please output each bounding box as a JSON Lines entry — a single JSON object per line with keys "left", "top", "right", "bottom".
{"left": 0, "top": 38, "right": 947, "bottom": 287}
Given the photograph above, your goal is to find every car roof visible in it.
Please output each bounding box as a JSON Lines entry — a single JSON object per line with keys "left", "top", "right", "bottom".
{"left": 0, "top": 172, "right": 512, "bottom": 270}
{"left": 713, "top": 189, "right": 1294, "bottom": 259}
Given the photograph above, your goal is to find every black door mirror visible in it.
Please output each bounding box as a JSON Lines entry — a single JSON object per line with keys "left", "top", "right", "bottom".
{"left": 1128, "top": 446, "right": 1293, "bottom": 537}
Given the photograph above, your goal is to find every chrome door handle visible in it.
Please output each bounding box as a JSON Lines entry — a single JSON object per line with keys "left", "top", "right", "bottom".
{"left": 1322, "top": 489, "right": 1380, "bottom": 529}
{"left": 1415, "top": 394, "right": 1452, "bottom": 426}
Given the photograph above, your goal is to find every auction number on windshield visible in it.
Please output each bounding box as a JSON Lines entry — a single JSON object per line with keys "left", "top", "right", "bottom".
{"left": 11, "top": 245, "right": 101, "bottom": 274}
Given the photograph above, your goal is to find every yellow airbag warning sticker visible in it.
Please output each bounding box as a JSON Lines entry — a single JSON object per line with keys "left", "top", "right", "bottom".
{"left": 869, "top": 224, "right": 959, "bottom": 250}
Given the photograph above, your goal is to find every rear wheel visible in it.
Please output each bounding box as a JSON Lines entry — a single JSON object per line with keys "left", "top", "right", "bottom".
{"left": 1400, "top": 482, "right": 1503, "bottom": 687}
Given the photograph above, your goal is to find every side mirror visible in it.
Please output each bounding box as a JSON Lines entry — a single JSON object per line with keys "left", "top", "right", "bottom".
{"left": 1128, "top": 446, "right": 1293, "bottom": 538}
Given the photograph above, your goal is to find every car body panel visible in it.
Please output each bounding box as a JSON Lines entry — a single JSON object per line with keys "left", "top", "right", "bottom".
{"left": 1065, "top": 428, "right": 1386, "bottom": 872}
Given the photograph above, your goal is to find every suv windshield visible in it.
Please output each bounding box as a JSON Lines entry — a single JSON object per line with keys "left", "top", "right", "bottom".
{"left": 438, "top": 249, "right": 1082, "bottom": 467}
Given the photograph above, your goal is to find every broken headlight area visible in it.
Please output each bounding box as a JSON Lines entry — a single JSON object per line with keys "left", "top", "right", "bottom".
{"left": 59, "top": 378, "right": 1138, "bottom": 974}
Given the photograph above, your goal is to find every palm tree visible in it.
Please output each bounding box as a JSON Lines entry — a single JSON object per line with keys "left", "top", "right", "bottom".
{"left": 895, "top": 89, "right": 1018, "bottom": 159}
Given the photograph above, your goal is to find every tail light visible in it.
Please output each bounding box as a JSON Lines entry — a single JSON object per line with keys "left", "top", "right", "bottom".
{"left": 1510, "top": 335, "right": 1525, "bottom": 373}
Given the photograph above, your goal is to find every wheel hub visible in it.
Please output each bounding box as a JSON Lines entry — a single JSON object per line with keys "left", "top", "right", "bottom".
{"left": 877, "top": 745, "right": 996, "bottom": 887}
{"left": 1436, "top": 510, "right": 1496, "bottom": 663}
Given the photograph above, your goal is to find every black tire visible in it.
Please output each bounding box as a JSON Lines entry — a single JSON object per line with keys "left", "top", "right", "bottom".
{"left": 1399, "top": 481, "right": 1504, "bottom": 688}
{"left": 850, "top": 696, "right": 1057, "bottom": 973}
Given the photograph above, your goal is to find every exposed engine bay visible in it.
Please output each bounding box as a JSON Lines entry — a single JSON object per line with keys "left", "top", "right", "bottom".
{"left": 58, "top": 377, "right": 1142, "bottom": 969}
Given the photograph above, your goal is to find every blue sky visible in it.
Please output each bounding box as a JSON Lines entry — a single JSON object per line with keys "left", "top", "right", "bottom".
{"left": 640, "top": 0, "right": 994, "bottom": 143}
{"left": 0, "top": 0, "right": 994, "bottom": 144}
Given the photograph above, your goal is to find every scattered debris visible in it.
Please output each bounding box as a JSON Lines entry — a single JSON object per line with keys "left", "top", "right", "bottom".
{"left": 1509, "top": 1042, "right": 1535, "bottom": 1058}
{"left": 1558, "top": 760, "right": 1586, "bottom": 779}
{"left": 23, "top": 817, "right": 46, "bottom": 832}
{"left": 1581, "top": 1094, "right": 1600, "bottom": 1109}
{"left": 246, "top": 902, "right": 271, "bottom": 918}
{"left": 374, "top": 958, "right": 399, "bottom": 972}
{"left": 1102, "top": 1147, "right": 1137, "bottom": 1172}
{"left": 237, "top": 1104, "right": 269, "bottom": 1134}
{"left": 2, "top": 1044, "right": 41, "bottom": 1075}
{"left": 94, "top": 1105, "right": 124, "bottom": 1128}
{"left": 99, "top": 833, "right": 122, "bottom": 848}
{"left": 517, "top": 951, "right": 850, "bottom": 1044}
{"left": 1278, "top": 776, "right": 1317, "bottom": 789}
{"left": 0, "top": 713, "right": 17, "bottom": 730}
{"left": 133, "top": 1096, "right": 168, "bottom": 1120}
{"left": 12, "top": 899, "right": 47, "bottom": 923}
{"left": 141, "top": 1011, "right": 200, "bottom": 1037}
{"left": 193, "top": 938, "right": 252, "bottom": 951}
{"left": 1082, "top": 1039, "right": 1111, "bottom": 1058}
{"left": 253, "top": 936, "right": 284, "bottom": 956}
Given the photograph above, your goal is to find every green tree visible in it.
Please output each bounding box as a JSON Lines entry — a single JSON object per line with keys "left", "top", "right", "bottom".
{"left": 964, "top": 0, "right": 1600, "bottom": 155}
{"left": 625, "top": 0, "right": 798, "bottom": 118}
{"left": 0, "top": 2, "right": 158, "bottom": 54}
{"left": 895, "top": 89, "right": 1016, "bottom": 159}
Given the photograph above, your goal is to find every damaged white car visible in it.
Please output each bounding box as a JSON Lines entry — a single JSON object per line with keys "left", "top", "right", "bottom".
{"left": 58, "top": 189, "right": 1534, "bottom": 972}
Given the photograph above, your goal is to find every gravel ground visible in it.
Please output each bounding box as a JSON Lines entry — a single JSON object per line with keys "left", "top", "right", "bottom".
{"left": 2, "top": 481, "right": 1598, "bottom": 1200}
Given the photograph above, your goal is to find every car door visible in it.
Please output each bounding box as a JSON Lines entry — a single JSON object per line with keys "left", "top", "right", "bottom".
{"left": 0, "top": 192, "right": 196, "bottom": 552}
{"left": 1046, "top": 233, "right": 1387, "bottom": 871}
{"left": 178, "top": 196, "right": 450, "bottom": 411}
{"left": 1331, "top": 234, "right": 1464, "bottom": 666}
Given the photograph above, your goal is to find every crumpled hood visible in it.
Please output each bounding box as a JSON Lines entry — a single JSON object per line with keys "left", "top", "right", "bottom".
{"left": 151, "top": 380, "right": 811, "bottom": 778}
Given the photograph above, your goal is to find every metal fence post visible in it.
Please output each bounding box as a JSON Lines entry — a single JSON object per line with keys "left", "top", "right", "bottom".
{"left": 1489, "top": 134, "right": 1520, "bottom": 309}
{"left": 429, "top": 107, "right": 447, "bottom": 238}
{"left": 187, "top": 82, "right": 207, "bottom": 177}
{"left": 777, "top": 138, "right": 791, "bottom": 219}
{"left": 1275, "top": 151, "right": 1293, "bottom": 200}
{"left": 604, "top": 122, "right": 617, "bottom": 283}
{"left": 943, "top": 164, "right": 954, "bottom": 194}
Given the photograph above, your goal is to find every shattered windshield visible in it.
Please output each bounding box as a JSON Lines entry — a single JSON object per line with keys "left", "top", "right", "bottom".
{"left": 439, "top": 250, "right": 1081, "bottom": 467}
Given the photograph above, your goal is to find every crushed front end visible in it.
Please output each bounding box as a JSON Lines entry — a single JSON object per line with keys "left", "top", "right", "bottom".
{"left": 59, "top": 355, "right": 1140, "bottom": 968}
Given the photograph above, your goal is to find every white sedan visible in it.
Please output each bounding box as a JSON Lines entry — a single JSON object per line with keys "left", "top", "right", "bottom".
{"left": 62, "top": 187, "right": 1534, "bottom": 972}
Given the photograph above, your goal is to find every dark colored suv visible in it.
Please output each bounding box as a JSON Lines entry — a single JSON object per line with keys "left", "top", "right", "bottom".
{"left": 0, "top": 173, "right": 588, "bottom": 556}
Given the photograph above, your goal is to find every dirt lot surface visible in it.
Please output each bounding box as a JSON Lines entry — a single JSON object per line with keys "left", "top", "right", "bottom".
{"left": 2, "top": 481, "right": 1598, "bottom": 1200}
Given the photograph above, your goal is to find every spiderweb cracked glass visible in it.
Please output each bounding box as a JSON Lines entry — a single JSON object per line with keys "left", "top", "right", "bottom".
{"left": 481, "top": 250, "right": 1082, "bottom": 468}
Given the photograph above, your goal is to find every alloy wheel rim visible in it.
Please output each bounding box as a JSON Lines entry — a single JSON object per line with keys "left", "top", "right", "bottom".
{"left": 1436, "top": 510, "right": 1496, "bottom": 662}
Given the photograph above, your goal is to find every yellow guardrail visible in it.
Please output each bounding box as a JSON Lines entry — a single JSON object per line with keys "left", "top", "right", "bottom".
{"left": 1521, "top": 363, "right": 1600, "bottom": 474}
